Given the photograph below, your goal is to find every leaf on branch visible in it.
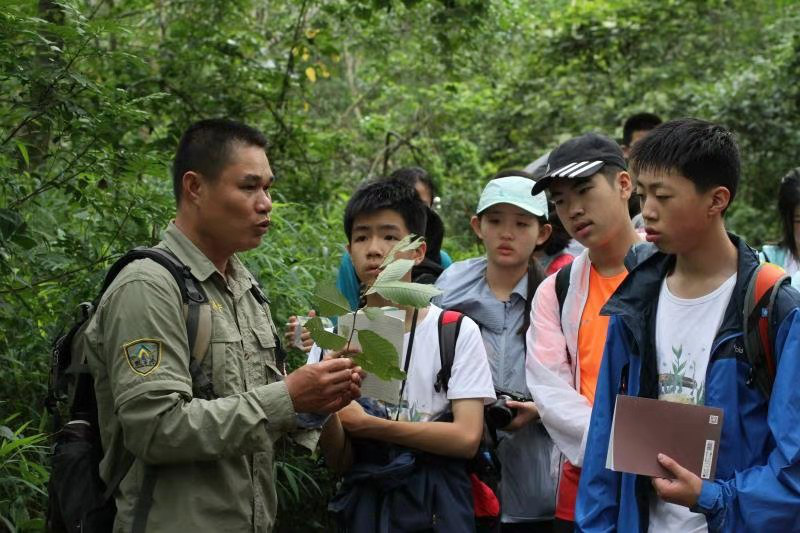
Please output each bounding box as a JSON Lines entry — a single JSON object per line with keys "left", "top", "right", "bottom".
{"left": 306, "top": 315, "right": 348, "bottom": 351}
{"left": 312, "top": 283, "right": 351, "bottom": 317}
{"left": 363, "top": 306, "right": 385, "bottom": 320}
{"left": 374, "top": 258, "right": 414, "bottom": 285}
{"left": 353, "top": 330, "right": 405, "bottom": 381}
{"left": 379, "top": 234, "right": 420, "bottom": 268}
{"left": 366, "top": 281, "right": 442, "bottom": 308}
{"left": 15, "top": 142, "right": 29, "bottom": 167}
{"left": 397, "top": 235, "right": 425, "bottom": 253}
{"left": 309, "top": 328, "right": 348, "bottom": 351}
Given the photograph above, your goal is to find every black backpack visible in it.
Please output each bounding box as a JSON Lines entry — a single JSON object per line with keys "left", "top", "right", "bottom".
{"left": 45, "top": 247, "right": 218, "bottom": 533}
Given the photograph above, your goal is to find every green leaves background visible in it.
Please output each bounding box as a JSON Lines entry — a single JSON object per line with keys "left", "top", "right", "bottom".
{"left": 1, "top": 0, "right": 799, "bottom": 529}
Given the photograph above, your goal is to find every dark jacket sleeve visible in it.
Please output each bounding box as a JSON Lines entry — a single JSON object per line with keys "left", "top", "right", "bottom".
{"left": 693, "top": 300, "right": 800, "bottom": 532}
{"left": 575, "top": 315, "right": 632, "bottom": 532}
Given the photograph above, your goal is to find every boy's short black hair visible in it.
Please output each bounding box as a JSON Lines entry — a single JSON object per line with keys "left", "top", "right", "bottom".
{"left": 172, "top": 118, "right": 268, "bottom": 205}
{"left": 630, "top": 118, "right": 740, "bottom": 204}
{"left": 388, "top": 166, "right": 437, "bottom": 204}
{"left": 344, "top": 179, "right": 428, "bottom": 242}
{"left": 623, "top": 112, "right": 662, "bottom": 146}
{"left": 779, "top": 168, "right": 800, "bottom": 260}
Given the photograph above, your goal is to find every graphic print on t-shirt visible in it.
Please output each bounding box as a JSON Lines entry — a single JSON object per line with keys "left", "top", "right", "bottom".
{"left": 658, "top": 344, "right": 705, "bottom": 405}
{"left": 648, "top": 273, "right": 737, "bottom": 533}
{"left": 388, "top": 398, "right": 434, "bottom": 422}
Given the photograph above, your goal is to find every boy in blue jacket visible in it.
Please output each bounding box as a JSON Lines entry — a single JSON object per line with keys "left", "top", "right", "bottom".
{"left": 576, "top": 118, "right": 800, "bottom": 532}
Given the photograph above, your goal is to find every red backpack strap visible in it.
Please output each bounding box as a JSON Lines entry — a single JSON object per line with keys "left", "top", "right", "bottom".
{"left": 743, "top": 263, "right": 789, "bottom": 399}
{"left": 435, "top": 310, "right": 464, "bottom": 394}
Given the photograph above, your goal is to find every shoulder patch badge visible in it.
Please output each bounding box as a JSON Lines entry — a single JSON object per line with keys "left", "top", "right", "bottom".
{"left": 123, "top": 339, "right": 162, "bottom": 376}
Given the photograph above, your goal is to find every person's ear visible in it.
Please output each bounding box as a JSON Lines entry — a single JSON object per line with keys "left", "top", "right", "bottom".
{"left": 617, "top": 171, "right": 633, "bottom": 201}
{"left": 182, "top": 171, "right": 205, "bottom": 205}
{"left": 536, "top": 223, "right": 553, "bottom": 246}
{"left": 470, "top": 215, "right": 483, "bottom": 239}
{"left": 346, "top": 242, "right": 352, "bottom": 256}
{"left": 413, "top": 239, "right": 427, "bottom": 265}
{"left": 708, "top": 186, "right": 731, "bottom": 217}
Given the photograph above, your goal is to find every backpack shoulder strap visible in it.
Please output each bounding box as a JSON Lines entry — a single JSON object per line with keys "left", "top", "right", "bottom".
{"left": 555, "top": 263, "right": 572, "bottom": 319}
{"left": 743, "top": 262, "right": 789, "bottom": 399}
{"left": 554, "top": 263, "right": 573, "bottom": 365}
{"left": 435, "top": 310, "right": 464, "bottom": 394}
{"left": 97, "top": 247, "right": 214, "bottom": 397}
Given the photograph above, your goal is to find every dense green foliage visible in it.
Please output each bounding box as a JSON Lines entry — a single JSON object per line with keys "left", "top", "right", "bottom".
{"left": 1, "top": 0, "right": 799, "bottom": 529}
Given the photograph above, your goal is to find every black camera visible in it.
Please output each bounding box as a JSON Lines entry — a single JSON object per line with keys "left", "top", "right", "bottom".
{"left": 485, "top": 389, "right": 532, "bottom": 430}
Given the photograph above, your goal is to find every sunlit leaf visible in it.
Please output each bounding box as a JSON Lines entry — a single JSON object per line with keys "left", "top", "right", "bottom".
{"left": 305, "top": 66, "right": 317, "bottom": 82}
{"left": 396, "top": 235, "right": 424, "bottom": 253}
{"left": 15, "top": 141, "right": 29, "bottom": 167}
{"left": 379, "top": 234, "right": 414, "bottom": 267}
{"left": 366, "top": 281, "right": 442, "bottom": 308}
{"left": 374, "top": 258, "right": 414, "bottom": 285}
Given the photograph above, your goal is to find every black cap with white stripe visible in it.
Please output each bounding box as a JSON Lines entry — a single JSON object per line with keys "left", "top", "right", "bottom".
{"left": 531, "top": 133, "right": 627, "bottom": 195}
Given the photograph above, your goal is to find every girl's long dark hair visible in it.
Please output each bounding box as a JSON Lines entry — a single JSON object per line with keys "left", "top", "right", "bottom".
{"left": 519, "top": 258, "right": 546, "bottom": 336}
{"left": 778, "top": 168, "right": 800, "bottom": 261}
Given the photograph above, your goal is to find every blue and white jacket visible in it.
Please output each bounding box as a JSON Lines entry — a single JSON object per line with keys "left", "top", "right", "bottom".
{"left": 576, "top": 235, "right": 800, "bottom": 532}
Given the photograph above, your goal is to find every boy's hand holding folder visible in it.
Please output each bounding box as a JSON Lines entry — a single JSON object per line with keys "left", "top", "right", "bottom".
{"left": 606, "top": 394, "right": 724, "bottom": 506}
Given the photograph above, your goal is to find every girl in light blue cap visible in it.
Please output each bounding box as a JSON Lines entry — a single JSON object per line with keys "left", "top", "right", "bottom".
{"left": 434, "top": 170, "right": 558, "bottom": 531}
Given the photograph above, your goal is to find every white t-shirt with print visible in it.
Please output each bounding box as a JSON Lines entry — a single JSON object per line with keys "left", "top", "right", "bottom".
{"left": 648, "top": 273, "right": 737, "bottom": 533}
{"left": 307, "top": 304, "right": 495, "bottom": 422}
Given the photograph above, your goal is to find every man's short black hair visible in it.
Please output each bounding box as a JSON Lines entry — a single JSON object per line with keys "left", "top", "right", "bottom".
{"left": 344, "top": 179, "right": 427, "bottom": 243}
{"left": 630, "top": 118, "right": 740, "bottom": 204}
{"left": 172, "top": 118, "right": 268, "bottom": 205}
{"left": 623, "top": 112, "right": 662, "bottom": 146}
{"left": 388, "top": 166, "right": 437, "bottom": 204}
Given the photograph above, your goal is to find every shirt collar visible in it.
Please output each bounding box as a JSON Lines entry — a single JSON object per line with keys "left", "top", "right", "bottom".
{"left": 510, "top": 270, "right": 528, "bottom": 301}
{"left": 161, "top": 222, "right": 219, "bottom": 282}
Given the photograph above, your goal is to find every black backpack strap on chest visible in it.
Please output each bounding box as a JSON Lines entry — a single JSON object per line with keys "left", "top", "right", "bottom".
{"left": 743, "top": 263, "right": 789, "bottom": 400}
{"left": 554, "top": 263, "right": 572, "bottom": 365}
{"left": 435, "top": 310, "right": 465, "bottom": 394}
{"left": 555, "top": 263, "right": 571, "bottom": 319}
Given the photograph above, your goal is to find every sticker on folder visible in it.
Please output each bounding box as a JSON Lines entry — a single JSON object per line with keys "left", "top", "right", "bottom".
{"left": 606, "top": 395, "right": 724, "bottom": 480}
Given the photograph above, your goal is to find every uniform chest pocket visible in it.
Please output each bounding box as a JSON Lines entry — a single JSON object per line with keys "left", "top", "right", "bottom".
{"left": 209, "top": 316, "right": 244, "bottom": 396}
{"left": 249, "top": 320, "right": 285, "bottom": 383}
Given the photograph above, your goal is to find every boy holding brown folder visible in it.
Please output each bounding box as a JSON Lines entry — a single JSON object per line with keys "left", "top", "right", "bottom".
{"left": 577, "top": 119, "right": 800, "bottom": 532}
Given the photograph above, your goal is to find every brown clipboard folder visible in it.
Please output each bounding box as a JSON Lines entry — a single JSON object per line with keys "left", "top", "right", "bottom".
{"left": 606, "top": 394, "right": 724, "bottom": 480}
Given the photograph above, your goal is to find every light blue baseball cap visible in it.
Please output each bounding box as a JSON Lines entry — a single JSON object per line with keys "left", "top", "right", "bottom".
{"left": 476, "top": 176, "right": 549, "bottom": 218}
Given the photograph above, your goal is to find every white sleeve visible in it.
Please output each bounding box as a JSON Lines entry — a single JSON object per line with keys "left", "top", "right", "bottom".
{"left": 525, "top": 274, "right": 592, "bottom": 466}
{"left": 305, "top": 345, "right": 324, "bottom": 365}
{"left": 447, "top": 316, "right": 496, "bottom": 403}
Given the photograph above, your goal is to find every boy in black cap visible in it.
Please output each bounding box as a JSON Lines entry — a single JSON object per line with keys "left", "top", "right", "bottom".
{"left": 525, "top": 133, "right": 644, "bottom": 532}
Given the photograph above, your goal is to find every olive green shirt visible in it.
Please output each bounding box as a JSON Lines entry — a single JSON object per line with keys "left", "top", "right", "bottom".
{"left": 82, "top": 223, "right": 299, "bottom": 532}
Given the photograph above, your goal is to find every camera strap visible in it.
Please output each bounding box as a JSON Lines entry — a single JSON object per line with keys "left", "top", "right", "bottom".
{"left": 395, "top": 307, "right": 419, "bottom": 421}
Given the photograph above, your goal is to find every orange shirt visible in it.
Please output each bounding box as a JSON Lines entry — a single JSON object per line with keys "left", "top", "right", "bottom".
{"left": 577, "top": 266, "right": 628, "bottom": 404}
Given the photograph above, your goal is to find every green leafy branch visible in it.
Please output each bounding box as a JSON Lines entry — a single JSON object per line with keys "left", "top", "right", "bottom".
{"left": 306, "top": 234, "right": 441, "bottom": 381}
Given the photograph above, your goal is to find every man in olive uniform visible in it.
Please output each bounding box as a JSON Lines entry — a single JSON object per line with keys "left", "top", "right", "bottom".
{"left": 81, "top": 119, "right": 360, "bottom": 531}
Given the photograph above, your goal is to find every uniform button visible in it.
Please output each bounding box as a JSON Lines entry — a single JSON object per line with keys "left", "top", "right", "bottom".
{"left": 244, "top": 352, "right": 251, "bottom": 359}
